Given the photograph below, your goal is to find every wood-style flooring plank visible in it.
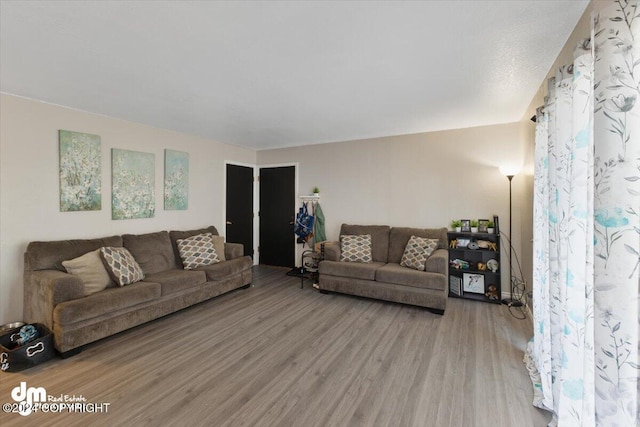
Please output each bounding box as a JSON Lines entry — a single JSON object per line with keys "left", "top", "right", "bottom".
{"left": 0, "top": 266, "right": 550, "bottom": 427}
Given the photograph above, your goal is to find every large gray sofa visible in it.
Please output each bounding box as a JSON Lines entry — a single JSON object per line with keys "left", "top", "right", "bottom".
{"left": 318, "top": 224, "right": 448, "bottom": 313}
{"left": 23, "top": 226, "right": 252, "bottom": 355}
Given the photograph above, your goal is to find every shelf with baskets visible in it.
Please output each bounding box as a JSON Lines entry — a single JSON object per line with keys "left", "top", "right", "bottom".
{"left": 447, "top": 231, "right": 501, "bottom": 304}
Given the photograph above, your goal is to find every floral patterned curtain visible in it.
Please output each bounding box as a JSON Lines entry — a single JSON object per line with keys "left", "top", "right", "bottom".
{"left": 526, "top": 1, "right": 639, "bottom": 426}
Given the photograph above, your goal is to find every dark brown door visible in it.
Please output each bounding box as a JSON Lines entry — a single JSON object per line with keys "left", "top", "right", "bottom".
{"left": 226, "top": 164, "right": 254, "bottom": 257}
{"left": 259, "top": 166, "right": 295, "bottom": 267}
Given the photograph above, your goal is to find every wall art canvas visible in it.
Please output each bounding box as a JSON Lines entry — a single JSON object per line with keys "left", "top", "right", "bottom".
{"left": 59, "top": 130, "right": 102, "bottom": 211}
{"left": 111, "top": 149, "right": 155, "bottom": 220}
{"left": 164, "top": 149, "right": 189, "bottom": 210}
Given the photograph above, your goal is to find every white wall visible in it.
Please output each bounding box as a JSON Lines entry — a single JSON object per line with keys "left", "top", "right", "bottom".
{"left": 257, "top": 122, "right": 532, "bottom": 295}
{"left": 522, "top": 1, "right": 597, "bottom": 122}
{"left": 0, "top": 93, "right": 535, "bottom": 323}
{"left": 0, "top": 94, "right": 256, "bottom": 323}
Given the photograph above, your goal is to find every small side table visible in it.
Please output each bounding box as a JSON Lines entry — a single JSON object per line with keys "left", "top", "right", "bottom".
{"left": 286, "top": 267, "right": 318, "bottom": 289}
{"left": 286, "top": 250, "right": 322, "bottom": 289}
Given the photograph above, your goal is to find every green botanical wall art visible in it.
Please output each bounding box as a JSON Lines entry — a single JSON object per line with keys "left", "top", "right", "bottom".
{"left": 164, "top": 149, "right": 189, "bottom": 210}
{"left": 59, "top": 130, "right": 102, "bottom": 211}
{"left": 111, "top": 149, "right": 155, "bottom": 220}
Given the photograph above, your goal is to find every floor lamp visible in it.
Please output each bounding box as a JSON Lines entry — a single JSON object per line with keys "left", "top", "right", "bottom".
{"left": 499, "top": 166, "right": 523, "bottom": 307}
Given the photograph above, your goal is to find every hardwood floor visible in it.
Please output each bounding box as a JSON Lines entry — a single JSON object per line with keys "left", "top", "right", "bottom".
{"left": 0, "top": 266, "right": 551, "bottom": 426}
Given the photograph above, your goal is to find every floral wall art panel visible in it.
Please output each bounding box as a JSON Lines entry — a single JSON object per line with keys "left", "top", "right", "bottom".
{"left": 111, "top": 149, "right": 155, "bottom": 220}
{"left": 59, "top": 130, "right": 102, "bottom": 211}
{"left": 164, "top": 149, "right": 189, "bottom": 210}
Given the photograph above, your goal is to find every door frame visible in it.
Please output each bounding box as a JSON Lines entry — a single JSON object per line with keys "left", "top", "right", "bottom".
{"left": 257, "top": 162, "right": 299, "bottom": 266}
{"left": 223, "top": 161, "right": 259, "bottom": 265}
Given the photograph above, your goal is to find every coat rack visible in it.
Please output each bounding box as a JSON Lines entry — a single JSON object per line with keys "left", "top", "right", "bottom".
{"left": 299, "top": 195, "right": 320, "bottom": 203}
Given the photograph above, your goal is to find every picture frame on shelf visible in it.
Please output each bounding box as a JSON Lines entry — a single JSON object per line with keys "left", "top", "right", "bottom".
{"left": 478, "top": 219, "right": 489, "bottom": 233}
{"left": 463, "top": 273, "right": 484, "bottom": 294}
{"left": 460, "top": 219, "right": 471, "bottom": 232}
{"left": 456, "top": 238, "right": 471, "bottom": 248}
{"left": 449, "top": 275, "right": 462, "bottom": 296}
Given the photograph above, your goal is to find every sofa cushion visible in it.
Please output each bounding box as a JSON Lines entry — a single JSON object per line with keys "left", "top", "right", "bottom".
{"left": 224, "top": 242, "right": 243, "bottom": 260}
{"left": 53, "top": 281, "right": 161, "bottom": 325}
{"left": 122, "top": 231, "right": 177, "bottom": 275}
{"left": 144, "top": 269, "right": 207, "bottom": 296}
{"left": 25, "top": 235, "right": 123, "bottom": 272}
{"left": 198, "top": 256, "right": 253, "bottom": 281}
{"left": 322, "top": 244, "right": 341, "bottom": 262}
{"left": 169, "top": 226, "right": 220, "bottom": 267}
{"left": 340, "top": 224, "right": 390, "bottom": 263}
{"left": 62, "top": 249, "right": 115, "bottom": 295}
{"left": 340, "top": 234, "right": 372, "bottom": 263}
{"left": 100, "top": 247, "right": 145, "bottom": 286}
{"left": 319, "top": 260, "right": 385, "bottom": 281}
{"left": 388, "top": 227, "right": 448, "bottom": 264}
{"left": 177, "top": 233, "right": 220, "bottom": 270}
{"left": 375, "top": 263, "right": 446, "bottom": 291}
{"left": 425, "top": 249, "right": 448, "bottom": 276}
{"left": 400, "top": 236, "right": 439, "bottom": 271}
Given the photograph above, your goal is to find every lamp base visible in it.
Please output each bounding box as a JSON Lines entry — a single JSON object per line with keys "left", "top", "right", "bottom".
{"left": 501, "top": 298, "right": 523, "bottom": 307}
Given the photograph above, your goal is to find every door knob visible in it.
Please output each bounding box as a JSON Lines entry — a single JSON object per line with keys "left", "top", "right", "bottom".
{"left": 226, "top": 221, "right": 233, "bottom": 225}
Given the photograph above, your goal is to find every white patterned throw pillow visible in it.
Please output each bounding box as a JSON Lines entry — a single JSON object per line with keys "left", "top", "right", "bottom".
{"left": 100, "top": 246, "right": 145, "bottom": 286}
{"left": 177, "top": 233, "right": 220, "bottom": 270}
{"left": 400, "top": 236, "right": 439, "bottom": 271}
{"left": 340, "top": 234, "right": 373, "bottom": 263}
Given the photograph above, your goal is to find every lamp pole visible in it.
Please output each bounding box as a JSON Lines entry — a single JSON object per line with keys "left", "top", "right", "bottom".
{"left": 502, "top": 174, "right": 522, "bottom": 307}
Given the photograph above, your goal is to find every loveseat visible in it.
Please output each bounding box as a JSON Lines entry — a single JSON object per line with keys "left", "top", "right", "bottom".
{"left": 318, "top": 224, "right": 448, "bottom": 313}
{"left": 23, "top": 226, "right": 252, "bottom": 355}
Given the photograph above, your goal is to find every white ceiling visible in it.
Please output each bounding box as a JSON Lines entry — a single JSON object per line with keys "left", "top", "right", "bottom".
{"left": 0, "top": 1, "right": 589, "bottom": 150}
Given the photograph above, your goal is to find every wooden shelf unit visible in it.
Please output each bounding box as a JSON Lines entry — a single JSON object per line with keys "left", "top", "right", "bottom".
{"left": 447, "top": 231, "right": 501, "bottom": 304}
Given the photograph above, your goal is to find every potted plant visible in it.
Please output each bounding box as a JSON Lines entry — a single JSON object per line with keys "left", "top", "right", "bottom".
{"left": 487, "top": 220, "right": 495, "bottom": 234}
{"left": 312, "top": 187, "right": 320, "bottom": 197}
{"left": 451, "top": 219, "right": 462, "bottom": 232}
{"left": 470, "top": 220, "right": 479, "bottom": 233}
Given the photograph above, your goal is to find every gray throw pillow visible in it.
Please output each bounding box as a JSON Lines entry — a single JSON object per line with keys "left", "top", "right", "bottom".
{"left": 400, "top": 235, "right": 439, "bottom": 270}
{"left": 100, "top": 246, "right": 145, "bottom": 286}
{"left": 177, "top": 233, "right": 220, "bottom": 270}
{"left": 340, "top": 234, "right": 373, "bottom": 263}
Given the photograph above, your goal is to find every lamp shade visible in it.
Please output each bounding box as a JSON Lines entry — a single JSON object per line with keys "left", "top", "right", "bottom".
{"left": 499, "top": 165, "right": 521, "bottom": 177}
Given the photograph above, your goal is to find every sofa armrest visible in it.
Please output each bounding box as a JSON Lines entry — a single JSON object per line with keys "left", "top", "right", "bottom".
{"left": 224, "top": 243, "right": 244, "bottom": 260}
{"left": 323, "top": 244, "right": 341, "bottom": 262}
{"left": 425, "top": 249, "right": 448, "bottom": 276}
{"left": 23, "top": 269, "right": 85, "bottom": 328}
